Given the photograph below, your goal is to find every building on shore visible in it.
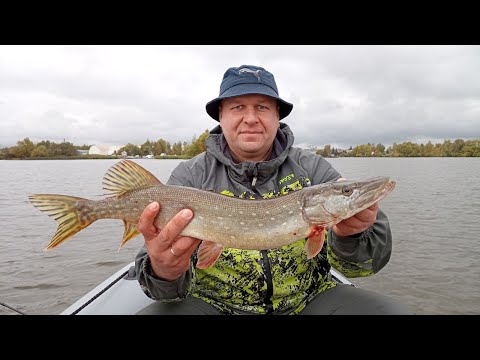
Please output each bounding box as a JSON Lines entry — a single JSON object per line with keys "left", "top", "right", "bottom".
{"left": 89, "top": 144, "right": 122, "bottom": 156}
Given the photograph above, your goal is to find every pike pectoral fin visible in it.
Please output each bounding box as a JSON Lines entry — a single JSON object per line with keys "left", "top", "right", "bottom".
{"left": 196, "top": 240, "right": 223, "bottom": 269}
{"left": 118, "top": 221, "right": 141, "bottom": 249}
{"left": 305, "top": 225, "right": 325, "bottom": 259}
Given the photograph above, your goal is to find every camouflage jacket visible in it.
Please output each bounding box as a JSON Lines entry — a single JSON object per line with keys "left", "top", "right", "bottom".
{"left": 135, "top": 123, "right": 392, "bottom": 314}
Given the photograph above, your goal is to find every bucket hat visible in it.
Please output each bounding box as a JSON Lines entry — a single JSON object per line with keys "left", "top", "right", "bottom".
{"left": 206, "top": 65, "right": 293, "bottom": 121}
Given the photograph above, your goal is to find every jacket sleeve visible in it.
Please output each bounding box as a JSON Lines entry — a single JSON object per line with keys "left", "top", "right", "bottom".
{"left": 135, "top": 246, "right": 193, "bottom": 301}
{"left": 301, "top": 151, "right": 392, "bottom": 278}
{"left": 327, "top": 207, "right": 392, "bottom": 277}
{"left": 135, "top": 161, "right": 196, "bottom": 301}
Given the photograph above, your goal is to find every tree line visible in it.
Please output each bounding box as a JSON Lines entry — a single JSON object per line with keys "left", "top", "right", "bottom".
{"left": 316, "top": 139, "right": 480, "bottom": 157}
{"left": 1, "top": 135, "right": 479, "bottom": 160}
{"left": 117, "top": 130, "right": 210, "bottom": 158}
{"left": 0, "top": 130, "right": 210, "bottom": 159}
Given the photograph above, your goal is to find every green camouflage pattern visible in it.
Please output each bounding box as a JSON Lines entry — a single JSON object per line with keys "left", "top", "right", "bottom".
{"left": 187, "top": 184, "right": 375, "bottom": 314}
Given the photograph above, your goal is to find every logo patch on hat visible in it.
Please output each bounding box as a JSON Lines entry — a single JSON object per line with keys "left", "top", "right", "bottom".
{"left": 206, "top": 64, "right": 293, "bottom": 121}
{"left": 239, "top": 68, "right": 262, "bottom": 81}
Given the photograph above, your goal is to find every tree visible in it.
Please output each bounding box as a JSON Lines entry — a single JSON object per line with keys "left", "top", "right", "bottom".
{"left": 170, "top": 141, "right": 182, "bottom": 155}
{"left": 375, "top": 143, "right": 385, "bottom": 156}
{"left": 424, "top": 141, "right": 435, "bottom": 157}
{"left": 452, "top": 139, "right": 465, "bottom": 156}
{"left": 118, "top": 143, "right": 141, "bottom": 157}
{"left": 185, "top": 130, "right": 209, "bottom": 157}
{"left": 462, "top": 141, "right": 480, "bottom": 157}
{"left": 321, "top": 144, "right": 332, "bottom": 157}
{"left": 9, "top": 138, "right": 35, "bottom": 158}
{"left": 352, "top": 144, "right": 374, "bottom": 157}
{"left": 442, "top": 139, "right": 453, "bottom": 157}
{"left": 31, "top": 145, "right": 48, "bottom": 157}
{"left": 196, "top": 130, "right": 209, "bottom": 154}
{"left": 75, "top": 144, "right": 91, "bottom": 150}
{"left": 153, "top": 138, "right": 167, "bottom": 155}
{"left": 47, "top": 141, "right": 77, "bottom": 156}
{"left": 140, "top": 140, "right": 153, "bottom": 156}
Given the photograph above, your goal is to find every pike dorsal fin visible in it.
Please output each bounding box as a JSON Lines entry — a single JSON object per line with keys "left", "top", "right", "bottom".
{"left": 103, "top": 159, "right": 161, "bottom": 197}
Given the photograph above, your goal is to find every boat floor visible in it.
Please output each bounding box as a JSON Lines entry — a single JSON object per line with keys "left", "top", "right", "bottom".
{"left": 61, "top": 261, "right": 353, "bottom": 315}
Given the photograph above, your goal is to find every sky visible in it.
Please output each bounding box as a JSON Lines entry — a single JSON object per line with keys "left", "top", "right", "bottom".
{"left": 1, "top": 45, "right": 479, "bottom": 150}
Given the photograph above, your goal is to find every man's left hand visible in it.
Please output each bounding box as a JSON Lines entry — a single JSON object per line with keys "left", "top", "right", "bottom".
{"left": 332, "top": 203, "right": 379, "bottom": 237}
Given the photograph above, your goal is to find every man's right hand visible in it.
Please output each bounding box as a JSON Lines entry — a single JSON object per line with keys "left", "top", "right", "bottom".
{"left": 138, "top": 202, "right": 201, "bottom": 281}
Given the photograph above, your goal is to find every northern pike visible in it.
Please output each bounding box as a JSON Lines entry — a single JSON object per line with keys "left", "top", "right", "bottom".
{"left": 29, "top": 160, "right": 396, "bottom": 269}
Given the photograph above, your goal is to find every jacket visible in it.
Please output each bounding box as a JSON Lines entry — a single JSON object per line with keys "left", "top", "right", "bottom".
{"left": 135, "top": 123, "right": 393, "bottom": 314}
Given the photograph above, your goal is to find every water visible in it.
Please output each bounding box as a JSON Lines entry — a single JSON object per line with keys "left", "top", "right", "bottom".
{"left": 328, "top": 158, "right": 480, "bottom": 315}
{"left": 1, "top": 158, "right": 479, "bottom": 315}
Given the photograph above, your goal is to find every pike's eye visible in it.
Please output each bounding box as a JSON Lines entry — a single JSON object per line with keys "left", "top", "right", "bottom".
{"left": 342, "top": 186, "right": 353, "bottom": 196}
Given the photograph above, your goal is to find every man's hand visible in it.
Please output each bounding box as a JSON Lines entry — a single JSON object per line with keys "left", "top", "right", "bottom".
{"left": 332, "top": 203, "right": 379, "bottom": 237}
{"left": 332, "top": 177, "right": 379, "bottom": 237}
{"left": 138, "top": 202, "right": 201, "bottom": 281}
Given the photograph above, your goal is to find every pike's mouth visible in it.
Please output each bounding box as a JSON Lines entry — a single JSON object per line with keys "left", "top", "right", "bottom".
{"left": 355, "top": 179, "right": 396, "bottom": 210}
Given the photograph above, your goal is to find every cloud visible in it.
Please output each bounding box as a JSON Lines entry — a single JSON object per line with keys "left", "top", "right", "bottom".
{"left": 1, "top": 45, "right": 479, "bottom": 149}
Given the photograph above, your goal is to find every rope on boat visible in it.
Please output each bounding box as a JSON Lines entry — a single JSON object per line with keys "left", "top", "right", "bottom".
{"left": 0, "top": 301, "right": 26, "bottom": 315}
{"left": 69, "top": 269, "right": 130, "bottom": 315}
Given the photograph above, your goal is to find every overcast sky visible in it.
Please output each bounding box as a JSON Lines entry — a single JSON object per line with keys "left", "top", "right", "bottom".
{"left": 1, "top": 45, "right": 479, "bottom": 149}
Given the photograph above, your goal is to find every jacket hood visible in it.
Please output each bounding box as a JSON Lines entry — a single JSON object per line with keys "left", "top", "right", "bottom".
{"left": 205, "top": 122, "right": 295, "bottom": 185}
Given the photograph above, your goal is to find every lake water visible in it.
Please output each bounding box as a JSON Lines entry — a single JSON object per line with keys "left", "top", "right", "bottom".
{"left": 1, "top": 158, "right": 479, "bottom": 315}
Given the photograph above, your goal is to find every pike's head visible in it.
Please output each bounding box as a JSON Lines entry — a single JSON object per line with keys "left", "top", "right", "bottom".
{"left": 302, "top": 177, "right": 396, "bottom": 226}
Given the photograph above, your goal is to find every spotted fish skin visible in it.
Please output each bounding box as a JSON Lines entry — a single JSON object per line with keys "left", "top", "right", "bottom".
{"left": 29, "top": 160, "right": 395, "bottom": 268}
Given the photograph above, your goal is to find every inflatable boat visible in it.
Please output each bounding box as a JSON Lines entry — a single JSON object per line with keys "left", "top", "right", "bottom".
{"left": 60, "top": 262, "right": 353, "bottom": 315}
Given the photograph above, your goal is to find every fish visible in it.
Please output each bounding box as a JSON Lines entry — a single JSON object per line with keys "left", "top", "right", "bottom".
{"left": 29, "top": 159, "right": 396, "bottom": 269}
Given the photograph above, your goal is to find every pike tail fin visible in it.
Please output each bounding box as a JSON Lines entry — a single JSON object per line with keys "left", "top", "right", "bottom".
{"left": 29, "top": 194, "right": 94, "bottom": 250}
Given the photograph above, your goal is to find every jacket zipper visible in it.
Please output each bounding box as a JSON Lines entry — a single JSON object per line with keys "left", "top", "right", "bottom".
{"left": 250, "top": 163, "right": 273, "bottom": 313}
{"left": 251, "top": 164, "right": 258, "bottom": 187}
{"left": 261, "top": 250, "right": 274, "bottom": 314}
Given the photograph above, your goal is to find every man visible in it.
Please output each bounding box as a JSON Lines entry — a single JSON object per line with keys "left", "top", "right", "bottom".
{"left": 134, "top": 65, "right": 411, "bottom": 314}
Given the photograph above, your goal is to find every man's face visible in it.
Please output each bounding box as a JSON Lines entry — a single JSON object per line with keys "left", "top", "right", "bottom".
{"left": 219, "top": 94, "right": 280, "bottom": 161}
